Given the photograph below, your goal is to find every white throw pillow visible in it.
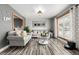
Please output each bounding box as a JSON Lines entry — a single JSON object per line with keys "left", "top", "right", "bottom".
{"left": 21, "top": 31, "right": 27, "bottom": 37}
{"left": 15, "top": 28, "right": 22, "bottom": 37}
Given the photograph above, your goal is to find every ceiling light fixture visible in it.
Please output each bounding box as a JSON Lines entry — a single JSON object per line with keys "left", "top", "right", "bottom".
{"left": 37, "top": 10, "right": 43, "bottom": 16}
{"left": 35, "top": 6, "right": 44, "bottom": 16}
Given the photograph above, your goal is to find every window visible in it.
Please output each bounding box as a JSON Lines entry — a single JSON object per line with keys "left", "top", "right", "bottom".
{"left": 57, "top": 11, "right": 72, "bottom": 40}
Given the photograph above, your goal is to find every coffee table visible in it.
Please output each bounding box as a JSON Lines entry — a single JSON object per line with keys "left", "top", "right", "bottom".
{"left": 38, "top": 35, "right": 50, "bottom": 44}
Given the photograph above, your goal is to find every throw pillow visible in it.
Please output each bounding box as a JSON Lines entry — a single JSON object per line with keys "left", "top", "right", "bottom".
{"left": 15, "top": 28, "right": 22, "bottom": 37}
{"left": 21, "top": 31, "right": 27, "bottom": 37}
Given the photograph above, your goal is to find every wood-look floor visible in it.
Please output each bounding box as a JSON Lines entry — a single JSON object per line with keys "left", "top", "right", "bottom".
{"left": 0, "top": 38, "right": 79, "bottom": 55}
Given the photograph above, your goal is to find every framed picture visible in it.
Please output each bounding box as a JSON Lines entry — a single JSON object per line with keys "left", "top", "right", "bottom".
{"left": 32, "top": 21, "right": 46, "bottom": 27}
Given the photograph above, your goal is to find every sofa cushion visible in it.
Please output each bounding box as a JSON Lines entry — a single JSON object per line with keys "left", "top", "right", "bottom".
{"left": 8, "top": 31, "right": 17, "bottom": 36}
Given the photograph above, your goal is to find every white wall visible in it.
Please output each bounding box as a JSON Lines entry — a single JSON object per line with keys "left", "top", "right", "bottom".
{"left": 25, "top": 18, "right": 51, "bottom": 30}
{"left": 54, "top": 18, "right": 58, "bottom": 38}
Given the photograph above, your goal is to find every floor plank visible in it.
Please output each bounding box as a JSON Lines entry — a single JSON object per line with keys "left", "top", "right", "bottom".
{"left": 0, "top": 38, "right": 79, "bottom": 55}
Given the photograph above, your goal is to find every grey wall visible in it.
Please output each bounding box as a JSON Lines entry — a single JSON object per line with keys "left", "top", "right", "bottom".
{"left": 25, "top": 18, "right": 51, "bottom": 31}
{"left": 49, "top": 18, "right": 54, "bottom": 32}
{"left": 0, "top": 4, "right": 24, "bottom": 48}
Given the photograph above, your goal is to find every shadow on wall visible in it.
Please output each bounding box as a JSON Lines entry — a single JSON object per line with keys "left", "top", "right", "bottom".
{"left": 0, "top": 32, "right": 9, "bottom": 48}
{"left": 48, "top": 17, "right": 55, "bottom": 38}
{"left": 48, "top": 17, "right": 54, "bottom": 31}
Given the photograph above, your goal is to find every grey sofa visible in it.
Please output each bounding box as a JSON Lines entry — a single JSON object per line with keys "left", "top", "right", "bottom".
{"left": 7, "top": 31, "right": 32, "bottom": 46}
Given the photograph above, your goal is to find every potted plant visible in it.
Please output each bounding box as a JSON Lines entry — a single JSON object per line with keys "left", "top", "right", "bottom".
{"left": 24, "top": 26, "right": 31, "bottom": 33}
{"left": 41, "top": 31, "right": 49, "bottom": 37}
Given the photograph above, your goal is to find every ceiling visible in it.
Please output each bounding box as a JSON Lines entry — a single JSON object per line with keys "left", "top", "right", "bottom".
{"left": 9, "top": 4, "right": 71, "bottom": 19}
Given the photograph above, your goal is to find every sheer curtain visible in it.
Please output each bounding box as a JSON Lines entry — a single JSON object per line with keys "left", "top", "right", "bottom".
{"left": 57, "top": 11, "right": 73, "bottom": 41}
{"left": 55, "top": 5, "right": 79, "bottom": 49}
{"left": 75, "top": 5, "right": 79, "bottom": 48}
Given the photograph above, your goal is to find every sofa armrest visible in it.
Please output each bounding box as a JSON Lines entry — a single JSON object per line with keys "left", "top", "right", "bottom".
{"left": 7, "top": 36, "right": 23, "bottom": 40}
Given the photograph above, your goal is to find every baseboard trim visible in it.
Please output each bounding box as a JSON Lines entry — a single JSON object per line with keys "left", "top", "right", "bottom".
{"left": 0, "top": 45, "right": 10, "bottom": 53}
